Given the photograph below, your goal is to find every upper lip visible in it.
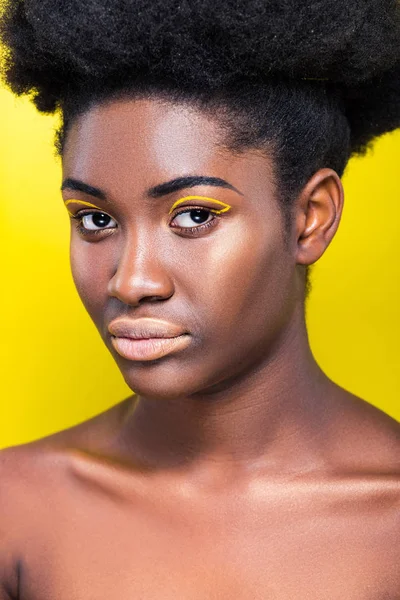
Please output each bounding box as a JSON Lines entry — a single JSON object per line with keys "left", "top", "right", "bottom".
{"left": 108, "top": 318, "right": 188, "bottom": 339}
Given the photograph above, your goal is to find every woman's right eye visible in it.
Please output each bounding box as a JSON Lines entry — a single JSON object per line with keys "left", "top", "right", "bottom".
{"left": 75, "top": 211, "right": 118, "bottom": 232}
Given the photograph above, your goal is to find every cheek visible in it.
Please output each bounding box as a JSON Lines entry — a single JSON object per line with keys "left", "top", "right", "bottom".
{"left": 174, "top": 221, "right": 295, "bottom": 386}
{"left": 69, "top": 237, "right": 111, "bottom": 318}
{"left": 196, "top": 220, "right": 293, "bottom": 333}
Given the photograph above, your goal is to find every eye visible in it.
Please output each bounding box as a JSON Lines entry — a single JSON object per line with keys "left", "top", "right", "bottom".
{"left": 77, "top": 212, "right": 117, "bottom": 231}
{"left": 171, "top": 208, "right": 216, "bottom": 230}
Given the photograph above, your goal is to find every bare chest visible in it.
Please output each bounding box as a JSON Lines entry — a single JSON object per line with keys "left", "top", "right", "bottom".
{"left": 19, "top": 487, "right": 400, "bottom": 600}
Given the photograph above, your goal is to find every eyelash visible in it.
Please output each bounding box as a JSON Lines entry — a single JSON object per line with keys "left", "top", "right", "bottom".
{"left": 70, "top": 206, "right": 220, "bottom": 237}
{"left": 170, "top": 206, "right": 218, "bottom": 235}
{"left": 71, "top": 211, "right": 110, "bottom": 237}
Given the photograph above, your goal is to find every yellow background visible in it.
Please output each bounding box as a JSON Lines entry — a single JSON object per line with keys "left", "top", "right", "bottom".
{"left": 0, "top": 87, "right": 399, "bottom": 449}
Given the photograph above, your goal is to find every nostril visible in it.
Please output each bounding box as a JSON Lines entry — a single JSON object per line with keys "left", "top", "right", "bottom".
{"left": 107, "top": 269, "right": 174, "bottom": 306}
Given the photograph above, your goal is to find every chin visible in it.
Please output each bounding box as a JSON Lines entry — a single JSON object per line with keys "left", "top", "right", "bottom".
{"left": 116, "top": 357, "right": 205, "bottom": 401}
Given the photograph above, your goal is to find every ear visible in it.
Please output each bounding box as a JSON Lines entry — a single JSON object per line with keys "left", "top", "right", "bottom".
{"left": 295, "top": 168, "right": 344, "bottom": 266}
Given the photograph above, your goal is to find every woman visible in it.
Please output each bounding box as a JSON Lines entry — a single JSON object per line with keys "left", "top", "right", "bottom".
{"left": 0, "top": 0, "right": 399, "bottom": 597}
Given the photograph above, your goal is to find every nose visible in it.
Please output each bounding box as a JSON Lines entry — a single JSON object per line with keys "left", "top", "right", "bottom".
{"left": 107, "top": 237, "right": 174, "bottom": 306}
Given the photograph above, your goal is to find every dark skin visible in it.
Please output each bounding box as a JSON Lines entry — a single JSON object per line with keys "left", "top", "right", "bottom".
{"left": 1, "top": 97, "right": 399, "bottom": 599}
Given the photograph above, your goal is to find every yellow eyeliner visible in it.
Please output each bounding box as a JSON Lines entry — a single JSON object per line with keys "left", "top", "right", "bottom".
{"left": 64, "top": 199, "right": 102, "bottom": 217}
{"left": 168, "top": 196, "right": 232, "bottom": 215}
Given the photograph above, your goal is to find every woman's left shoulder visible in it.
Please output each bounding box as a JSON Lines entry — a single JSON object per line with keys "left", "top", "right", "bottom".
{"left": 328, "top": 387, "right": 398, "bottom": 482}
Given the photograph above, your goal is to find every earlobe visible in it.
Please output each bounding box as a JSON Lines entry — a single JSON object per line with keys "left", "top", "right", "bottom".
{"left": 295, "top": 168, "right": 344, "bottom": 266}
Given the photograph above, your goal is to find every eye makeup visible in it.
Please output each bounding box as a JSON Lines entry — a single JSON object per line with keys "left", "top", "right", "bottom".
{"left": 64, "top": 195, "right": 233, "bottom": 218}
{"left": 64, "top": 199, "right": 102, "bottom": 216}
{"left": 168, "top": 196, "right": 232, "bottom": 215}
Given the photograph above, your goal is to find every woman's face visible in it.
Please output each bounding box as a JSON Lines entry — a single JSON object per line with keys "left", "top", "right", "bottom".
{"left": 62, "top": 97, "right": 301, "bottom": 399}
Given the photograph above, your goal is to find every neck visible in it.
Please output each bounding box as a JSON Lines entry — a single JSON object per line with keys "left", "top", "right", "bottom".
{"left": 115, "top": 312, "right": 340, "bottom": 481}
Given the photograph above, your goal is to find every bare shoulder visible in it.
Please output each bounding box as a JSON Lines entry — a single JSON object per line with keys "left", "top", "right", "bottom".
{"left": 332, "top": 389, "right": 399, "bottom": 471}
{"left": 2, "top": 396, "right": 133, "bottom": 456}
{"left": 0, "top": 396, "right": 134, "bottom": 515}
{"left": 328, "top": 388, "right": 400, "bottom": 515}
{"left": 0, "top": 440, "right": 76, "bottom": 598}
{"left": 0, "top": 445, "right": 38, "bottom": 598}
{"left": 0, "top": 398, "right": 133, "bottom": 552}
{"left": 0, "top": 397, "right": 135, "bottom": 596}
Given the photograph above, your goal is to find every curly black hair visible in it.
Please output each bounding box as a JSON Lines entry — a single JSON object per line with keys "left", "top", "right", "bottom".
{"left": 1, "top": 0, "right": 400, "bottom": 230}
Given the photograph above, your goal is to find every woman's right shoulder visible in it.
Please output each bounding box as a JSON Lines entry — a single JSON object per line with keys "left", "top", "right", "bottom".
{"left": 0, "top": 439, "right": 84, "bottom": 585}
{"left": 0, "top": 443, "right": 43, "bottom": 494}
{"left": 0, "top": 444, "right": 54, "bottom": 599}
{"left": 0, "top": 421, "right": 102, "bottom": 510}
{"left": 0, "top": 397, "right": 133, "bottom": 482}
{"left": 0, "top": 398, "right": 133, "bottom": 500}
{"left": 0, "top": 441, "right": 74, "bottom": 599}
{"left": 0, "top": 442, "right": 64, "bottom": 513}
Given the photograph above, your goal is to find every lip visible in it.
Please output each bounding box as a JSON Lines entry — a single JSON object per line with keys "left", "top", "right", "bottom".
{"left": 108, "top": 318, "right": 191, "bottom": 361}
{"left": 108, "top": 317, "right": 188, "bottom": 339}
{"left": 110, "top": 335, "right": 191, "bottom": 361}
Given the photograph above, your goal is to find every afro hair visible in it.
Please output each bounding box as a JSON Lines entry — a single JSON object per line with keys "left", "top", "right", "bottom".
{"left": 1, "top": 0, "right": 400, "bottom": 211}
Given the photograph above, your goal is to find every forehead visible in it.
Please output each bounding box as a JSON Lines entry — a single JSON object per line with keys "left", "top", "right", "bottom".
{"left": 64, "top": 98, "right": 222, "bottom": 175}
{"left": 62, "top": 97, "right": 277, "bottom": 206}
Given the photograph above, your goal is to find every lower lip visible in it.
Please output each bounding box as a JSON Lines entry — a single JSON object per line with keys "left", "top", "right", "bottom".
{"left": 110, "top": 335, "right": 191, "bottom": 361}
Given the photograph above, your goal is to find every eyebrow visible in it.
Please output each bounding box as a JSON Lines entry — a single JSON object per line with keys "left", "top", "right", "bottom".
{"left": 61, "top": 178, "right": 107, "bottom": 201}
{"left": 148, "top": 176, "right": 244, "bottom": 198}
{"left": 61, "top": 175, "right": 243, "bottom": 202}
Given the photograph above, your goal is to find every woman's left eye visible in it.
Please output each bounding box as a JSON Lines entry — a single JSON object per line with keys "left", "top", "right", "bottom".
{"left": 171, "top": 208, "right": 216, "bottom": 230}
{"left": 79, "top": 212, "right": 117, "bottom": 231}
